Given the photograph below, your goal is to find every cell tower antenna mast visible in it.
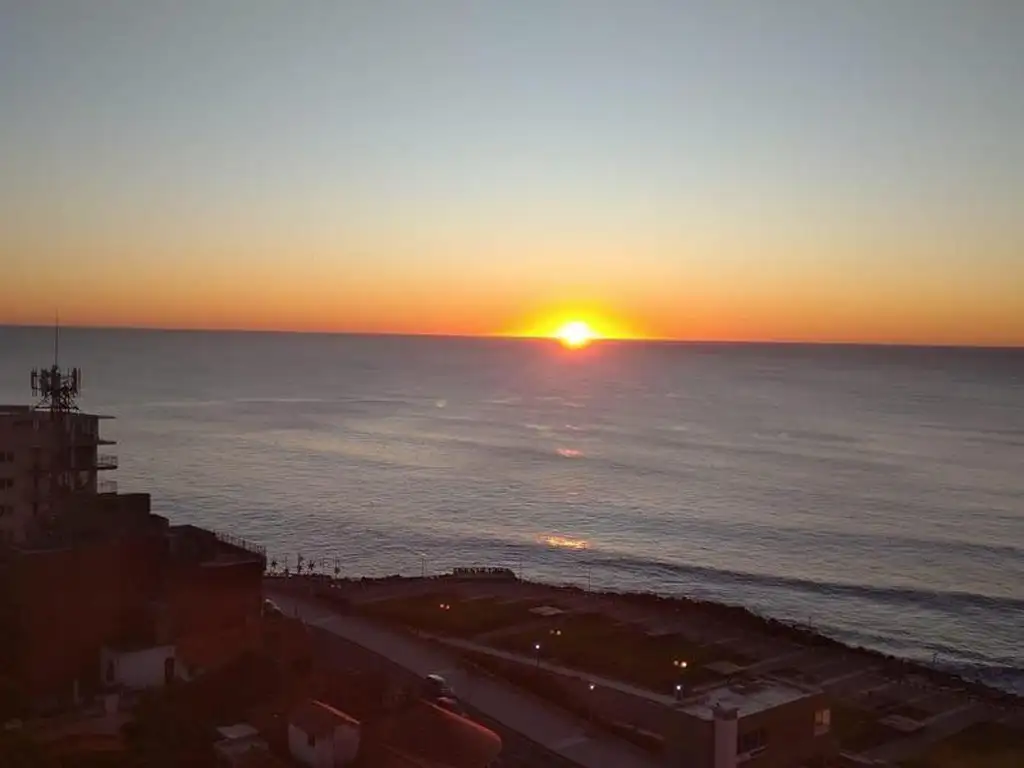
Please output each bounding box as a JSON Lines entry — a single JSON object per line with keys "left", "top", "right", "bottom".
{"left": 30, "top": 313, "right": 81, "bottom": 413}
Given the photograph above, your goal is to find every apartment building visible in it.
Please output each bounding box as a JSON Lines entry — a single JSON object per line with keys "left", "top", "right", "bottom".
{"left": 0, "top": 404, "right": 117, "bottom": 545}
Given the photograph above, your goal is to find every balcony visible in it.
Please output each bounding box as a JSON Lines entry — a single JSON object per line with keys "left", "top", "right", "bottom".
{"left": 96, "top": 454, "right": 118, "bottom": 470}
{"left": 97, "top": 480, "right": 118, "bottom": 495}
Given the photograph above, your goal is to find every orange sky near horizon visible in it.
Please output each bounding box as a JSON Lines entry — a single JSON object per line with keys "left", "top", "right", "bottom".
{"left": 2, "top": 241, "right": 1022, "bottom": 346}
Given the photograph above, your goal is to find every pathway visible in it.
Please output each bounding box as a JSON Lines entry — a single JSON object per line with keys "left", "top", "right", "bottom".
{"left": 431, "top": 634, "right": 699, "bottom": 707}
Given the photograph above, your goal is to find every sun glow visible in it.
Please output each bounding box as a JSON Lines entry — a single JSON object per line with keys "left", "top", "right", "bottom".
{"left": 555, "top": 320, "right": 598, "bottom": 349}
{"left": 538, "top": 534, "right": 590, "bottom": 550}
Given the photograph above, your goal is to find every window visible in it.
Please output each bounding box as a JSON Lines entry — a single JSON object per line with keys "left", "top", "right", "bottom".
{"left": 0, "top": 478, "right": 13, "bottom": 491}
{"left": 0, "top": 452, "right": 13, "bottom": 463}
{"left": 815, "top": 708, "right": 831, "bottom": 735}
{"left": 0, "top": 505, "right": 11, "bottom": 517}
{"left": 738, "top": 728, "right": 768, "bottom": 758}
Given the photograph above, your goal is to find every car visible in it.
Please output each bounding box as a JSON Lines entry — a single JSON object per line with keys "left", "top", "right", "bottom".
{"left": 422, "top": 673, "right": 455, "bottom": 701}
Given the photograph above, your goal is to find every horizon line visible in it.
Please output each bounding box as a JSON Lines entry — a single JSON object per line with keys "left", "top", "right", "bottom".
{"left": 1, "top": 322, "right": 1021, "bottom": 350}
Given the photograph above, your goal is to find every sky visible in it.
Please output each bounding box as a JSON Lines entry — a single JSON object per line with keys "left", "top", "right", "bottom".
{"left": 1, "top": 1, "right": 1022, "bottom": 344}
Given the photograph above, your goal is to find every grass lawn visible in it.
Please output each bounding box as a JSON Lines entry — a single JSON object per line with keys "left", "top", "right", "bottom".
{"left": 491, "top": 613, "right": 748, "bottom": 694}
{"left": 830, "top": 702, "right": 901, "bottom": 752}
{"left": 360, "top": 593, "right": 541, "bottom": 637}
{"left": 901, "top": 722, "right": 1024, "bottom": 768}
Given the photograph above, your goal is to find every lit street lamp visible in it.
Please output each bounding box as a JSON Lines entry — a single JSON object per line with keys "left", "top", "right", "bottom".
{"left": 534, "top": 642, "right": 542, "bottom": 667}
{"left": 673, "top": 659, "right": 688, "bottom": 699}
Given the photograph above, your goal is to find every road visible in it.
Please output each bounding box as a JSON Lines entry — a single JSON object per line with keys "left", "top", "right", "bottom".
{"left": 268, "top": 590, "right": 663, "bottom": 768}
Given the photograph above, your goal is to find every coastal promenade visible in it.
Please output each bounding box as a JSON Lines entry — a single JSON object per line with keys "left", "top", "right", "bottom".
{"left": 266, "top": 589, "right": 663, "bottom": 768}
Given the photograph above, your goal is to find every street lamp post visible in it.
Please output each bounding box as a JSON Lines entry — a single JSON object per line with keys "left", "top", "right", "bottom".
{"left": 673, "top": 659, "right": 688, "bottom": 699}
{"left": 534, "top": 642, "right": 541, "bottom": 668}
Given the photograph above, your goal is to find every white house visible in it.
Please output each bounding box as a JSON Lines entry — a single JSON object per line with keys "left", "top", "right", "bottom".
{"left": 287, "top": 699, "right": 361, "bottom": 768}
{"left": 99, "top": 643, "right": 177, "bottom": 690}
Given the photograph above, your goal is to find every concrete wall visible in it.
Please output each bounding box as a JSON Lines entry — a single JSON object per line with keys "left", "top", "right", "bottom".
{"left": 737, "top": 692, "right": 835, "bottom": 768}
{"left": 332, "top": 723, "right": 360, "bottom": 765}
{"left": 288, "top": 723, "right": 334, "bottom": 768}
{"left": 665, "top": 715, "right": 714, "bottom": 768}
{"left": 572, "top": 677, "right": 676, "bottom": 732}
{"left": 9, "top": 530, "right": 166, "bottom": 700}
{"left": 167, "top": 558, "right": 264, "bottom": 639}
{"left": 100, "top": 644, "right": 176, "bottom": 690}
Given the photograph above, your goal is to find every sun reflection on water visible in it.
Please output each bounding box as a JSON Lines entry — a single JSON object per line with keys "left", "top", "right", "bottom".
{"left": 538, "top": 534, "right": 590, "bottom": 550}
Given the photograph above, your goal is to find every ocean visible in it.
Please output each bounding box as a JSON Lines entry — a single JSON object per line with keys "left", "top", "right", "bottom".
{"left": 1, "top": 326, "right": 1022, "bottom": 693}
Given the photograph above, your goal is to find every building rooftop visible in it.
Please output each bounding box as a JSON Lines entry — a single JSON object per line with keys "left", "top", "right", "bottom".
{"left": 0, "top": 404, "right": 32, "bottom": 416}
{"left": 217, "top": 723, "right": 262, "bottom": 741}
{"left": 0, "top": 405, "right": 113, "bottom": 419}
{"left": 680, "top": 678, "right": 819, "bottom": 721}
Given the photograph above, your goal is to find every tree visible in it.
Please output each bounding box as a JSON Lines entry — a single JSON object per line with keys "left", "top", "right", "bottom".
{"left": 0, "top": 728, "right": 54, "bottom": 768}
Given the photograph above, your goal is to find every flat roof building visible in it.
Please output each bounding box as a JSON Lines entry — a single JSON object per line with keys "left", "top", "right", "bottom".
{"left": 667, "top": 677, "right": 836, "bottom": 768}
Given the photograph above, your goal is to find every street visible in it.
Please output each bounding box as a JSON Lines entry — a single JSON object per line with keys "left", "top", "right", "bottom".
{"left": 267, "top": 590, "right": 663, "bottom": 768}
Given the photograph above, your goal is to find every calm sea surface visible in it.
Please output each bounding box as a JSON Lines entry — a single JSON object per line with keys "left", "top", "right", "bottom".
{"left": 1, "top": 327, "right": 1022, "bottom": 692}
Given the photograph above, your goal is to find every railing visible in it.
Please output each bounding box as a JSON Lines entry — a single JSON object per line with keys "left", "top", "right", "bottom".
{"left": 97, "top": 480, "right": 118, "bottom": 494}
{"left": 213, "top": 530, "right": 267, "bottom": 559}
{"left": 96, "top": 454, "right": 118, "bottom": 470}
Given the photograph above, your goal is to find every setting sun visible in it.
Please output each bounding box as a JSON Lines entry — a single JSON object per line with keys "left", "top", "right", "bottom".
{"left": 555, "top": 321, "right": 598, "bottom": 349}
